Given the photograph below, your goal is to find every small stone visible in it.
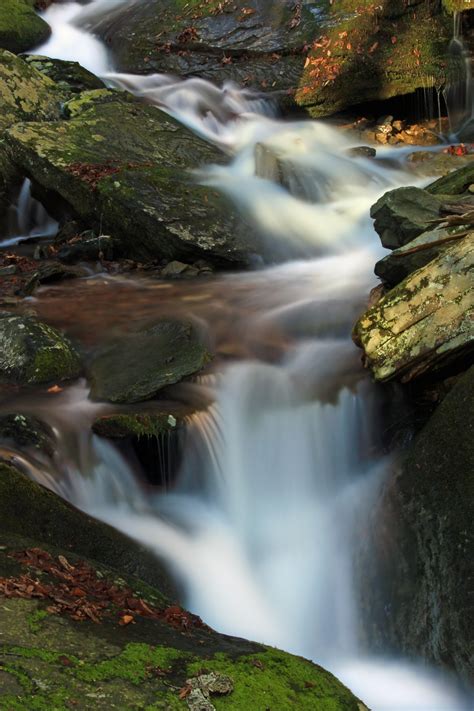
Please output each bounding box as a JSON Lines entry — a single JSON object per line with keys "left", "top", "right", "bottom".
{"left": 468, "top": 184, "right": 474, "bottom": 194}
{"left": 347, "top": 146, "right": 376, "bottom": 159}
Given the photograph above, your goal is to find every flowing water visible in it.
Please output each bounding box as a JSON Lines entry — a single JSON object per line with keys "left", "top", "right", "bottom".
{"left": 2, "top": 2, "right": 469, "bottom": 708}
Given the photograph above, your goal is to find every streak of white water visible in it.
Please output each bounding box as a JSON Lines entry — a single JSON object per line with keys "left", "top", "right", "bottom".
{"left": 2, "top": 178, "right": 57, "bottom": 247}
{"left": 29, "top": 3, "right": 472, "bottom": 709}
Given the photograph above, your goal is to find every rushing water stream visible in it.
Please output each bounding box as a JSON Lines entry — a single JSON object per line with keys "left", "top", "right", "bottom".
{"left": 2, "top": 1, "right": 467, "bottom": 708}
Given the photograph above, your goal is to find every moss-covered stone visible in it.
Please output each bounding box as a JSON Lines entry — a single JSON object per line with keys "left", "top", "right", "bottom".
{"left": 87, "top": 0, "right": 452, "bottom": 117}
{"left": 0, "top": 49, "right": 62, "bottom": 133}
{"left": 0, "top": 462, "right": 174, "bottom": 597}
{"left": 6, "top": 90, "right": 256, "bottom": 265}
{"left": 0, "top": 413, "right": 55, "bottom": 456}
{"left": 89, "top": 319, "right": 211, "bottom": 404}
{"left": 353, "top": 235, "right": 474, "bottom": 381}
{"left": 0, "top": 314, "right": 81, "bottom": 385}
{"left": 92, "top": 412, "right": 186, "bottom": 440}
{"left": 0, "top": 0, "right": 50, "bottom": 55}
{"left": 24, "top": 55, "right": 105, "bottom": 95}
{"left": 427, "top": 162, "right": 474, "bottom": 196}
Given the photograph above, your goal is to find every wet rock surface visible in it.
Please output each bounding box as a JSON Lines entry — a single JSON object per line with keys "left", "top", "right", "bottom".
{"left": 5, "top": 88, "right": 257, "bottom": 265}
{"left": 86, "top": 0, "right": 451, "bottom": 117}
{"left": 0, "top": 0, "right": 51, "bottom": 54}
{"left": 370, "top": 186, "right": 442, "bottom": 249}
{"left": 365, "top": 367, "right": 474, "bottom": 684}
{"left": 0, "top": 313, "right": 82, "bottom": 385}
{"left": 89, "top": 319, "right": 211, "bottom": 404}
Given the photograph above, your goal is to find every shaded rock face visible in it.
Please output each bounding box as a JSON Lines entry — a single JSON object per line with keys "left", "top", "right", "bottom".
{"left": 354, "top": 236, "right": 474, "bottom": 382}
{"left": 0, "top": 463, "right": 368, "bottom": 710}
{"left": 363, "top": 367, "right": 474, "bottom": 684}
{"left": 0, "top": 314, "right": 81, "bottom": 385}
{"left": 0, "top": 0, "right": 51, "bottom": 54}
{"left": 370, "top": 186, "right": 441, "bottom": 249}
{"left": 6, "top": 89, "right": 257, "bottom": 265}
{"left": 89, "top": 319, "right": 210, "bottom": 404}
{"left": 86, "top": 0, "right": 450, "bottom": 117}
{"left": 0, "top": 413, "right": 55, "bottom": 457}
{"left": 24, "top": 54, "right": 106, "bottom": 94}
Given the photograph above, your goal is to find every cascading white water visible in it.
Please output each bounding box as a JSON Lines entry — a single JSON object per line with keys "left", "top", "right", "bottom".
{"left": 24, "top": 3, "right": 472, "bottom": 709}
{"left": 2, "top": 178, "right": 57, "bottom": 247}
{"left": 444, "top": 11, "right": 474, "bottom": 137}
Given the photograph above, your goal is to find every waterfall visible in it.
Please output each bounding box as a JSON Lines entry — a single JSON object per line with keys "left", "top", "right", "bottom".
{"left": 12, "top": 3, "right": 470, "bottom": 709}
{"left": 2, "top": 178, "right": 57, "bottom": 247}
{"left": 444, "top": 11, "right": 474, "bottom": 137}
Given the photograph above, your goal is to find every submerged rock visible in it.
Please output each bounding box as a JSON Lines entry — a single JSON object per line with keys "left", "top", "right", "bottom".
{"left": 366, "top": 367, "right": 474, "bottom": 683}
{"left": 370, "top": 186, "right": 442, "bottom": 249}
{"left": 354, "top": 236, "right": 474, "bottom": 381}
{"left": 6, "top": 90, "right": 256, "bottom": 265}
{"left": 0, "top": 0, "right": 51, "bottom": 54}
{"left": 89, "top": 319, "right": 210, "bottom": 404}
{"left": 0, "top": 314, "right": 81, "bottom": 385}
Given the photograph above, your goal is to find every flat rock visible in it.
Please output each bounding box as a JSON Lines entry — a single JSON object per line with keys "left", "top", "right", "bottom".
{"left": 354, "top": 236, "right": 474, "bottom": 381}
{"left": 89, "top": 319, "right": 210, "bottom": 404}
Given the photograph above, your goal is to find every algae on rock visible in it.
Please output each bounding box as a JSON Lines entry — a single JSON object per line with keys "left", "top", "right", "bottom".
{"left": 354, "top": 236, "right": 474, "bottom": 381}
{"left": 0, "top": 0, "right": 51, "bottom": 55}
{"left": 0, "top": 314, "right": 81, "bottom": 385}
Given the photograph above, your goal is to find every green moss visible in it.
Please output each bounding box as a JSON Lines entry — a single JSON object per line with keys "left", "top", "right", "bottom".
{"left": 27, "top": 609, "right": 49, "bottom": 634}
{"left": 0, "top": 0, "right": 51, "bottom": 54}
{"left": 76, "top": 643, "right": 188, "bottom": 684}
{"left": 186, "top": 649, "right": 365, "bottom": 711}
{"left": 92, "top": 413, "right": 183, "bottom": 440}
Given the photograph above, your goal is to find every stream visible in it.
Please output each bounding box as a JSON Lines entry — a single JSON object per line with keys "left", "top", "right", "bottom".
{"left": 1, "top": 1, "right": 470, "bottom": 709}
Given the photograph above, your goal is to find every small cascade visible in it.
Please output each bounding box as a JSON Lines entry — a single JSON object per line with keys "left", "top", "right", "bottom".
{"left": 444, "top": 11, "right": 474, "bottom": 137}
{"left": 2, "top": 178, "right": 57, "bottom": 247}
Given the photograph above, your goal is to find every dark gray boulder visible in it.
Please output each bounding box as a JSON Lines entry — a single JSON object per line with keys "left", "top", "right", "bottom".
{"left": 89, "top": 319, "right": 211, "bottom": 404}
{"left": 370, "top": 187, "right": 442, "bottom": 249}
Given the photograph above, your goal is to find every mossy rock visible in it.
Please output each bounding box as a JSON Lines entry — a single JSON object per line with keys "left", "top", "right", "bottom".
{"left": 0, "top": 413, "right": 55, "bottom": 456}
{"left": 89, "top": 319, "right": 210, "bottom": 404}
{"left": 24, "top": 55, "right": 105, "bottom": 95}
{"left": 0, "top": 314, "right": 81, "bottom": 386}
{"left": 92, "top": 412, "right": 187, "bottom": 440}
{"left": 354, "top": 235, "right": 474, "bottom": 381}
{"left": 0, "top": 462, "right": 175, "bottom": 598}
{"left": 87, "top": 0, "right": 451, "bottom": 117}
{"left": 0, "top": 0, "right": 50, "bottom": 55}
{"left": 427, "top": 162, "right": 474, "bottom": 196}
{"left": 0, "top": 49, "right": 62, "bottom": 133}
{"left": 6, "top": 90, "right": 257, "bottom": 265}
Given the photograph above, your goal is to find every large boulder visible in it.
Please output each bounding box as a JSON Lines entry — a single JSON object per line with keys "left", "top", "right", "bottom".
{"left": 84, "top": 0, "right": 451, "bottom": 117}
{"left": 353, "top": 235, "right": 474, "bottom": 381}
{"left": 6, "top": 89, "right": 257, "bottom": 265}
{"left": 89, "top": 319, "right": 210, "bottom": 404}
{"left": 370, "top": 186, "right": 442, "bottom": 249}
{"left": 0, "top": 314, "right": 81, "bottom": 385}
{"left": 362, "top": 367, "right": 474, "bottom": 683}
{"left": 0, "top": 462, "right": 368, "bottom": 709}
{"left": 0, "top": 0, "right": 50, "bottom": 54}
{"left": 0, "top": 48, "right": 62, "bottom": 132}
